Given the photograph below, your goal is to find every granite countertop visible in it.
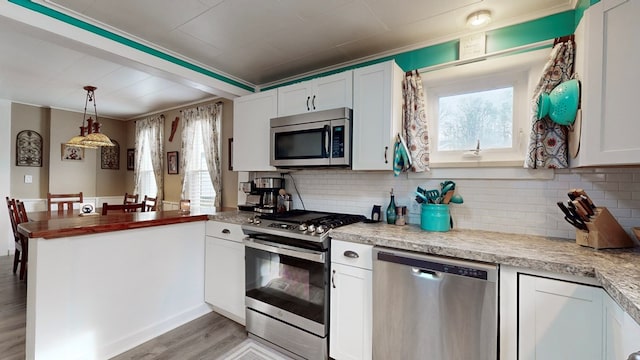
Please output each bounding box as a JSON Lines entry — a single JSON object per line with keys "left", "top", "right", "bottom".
{"left": 329, "top": 221, "right": 640, "bottom": 326}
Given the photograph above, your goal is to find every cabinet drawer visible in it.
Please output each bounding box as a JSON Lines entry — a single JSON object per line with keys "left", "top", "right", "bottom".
{"left": 331, "top": 239, "right": 373, "bottom": 270}
{"left": 205, "top": 221, "right": 244, "bottom": 243}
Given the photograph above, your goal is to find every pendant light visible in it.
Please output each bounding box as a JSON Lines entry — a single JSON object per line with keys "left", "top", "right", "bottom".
{"left": 65, "top": 86, "right": 115, "bottom": 148}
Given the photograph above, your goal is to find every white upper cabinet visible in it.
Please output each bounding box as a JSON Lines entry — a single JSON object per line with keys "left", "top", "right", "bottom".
{"left": 233, "top": 89, "right": 277, "bottom": 171}
{"left": 571, "top": 0, "right": 640, "bottom": 167}
{"left": 352, "top": 60, "right": 403, "bottom": 170}
{"left": 277, "top": 71, "right": 353, "bottom": 117}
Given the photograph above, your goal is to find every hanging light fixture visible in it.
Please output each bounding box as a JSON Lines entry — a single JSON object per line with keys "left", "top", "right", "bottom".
{"left": 65, "top": 85, "right": 115, "bottom": 148}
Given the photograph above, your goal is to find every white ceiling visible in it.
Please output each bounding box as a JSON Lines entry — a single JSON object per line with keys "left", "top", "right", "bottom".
{"left": 0, "top": 0, "right": 573, "bottom": 119}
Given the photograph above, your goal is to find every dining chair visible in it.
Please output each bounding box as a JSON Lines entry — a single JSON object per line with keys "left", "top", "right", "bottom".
{"left": 6, "top": 198, "right": 29, "bottom": 280}
{"left": 47, "top": 192, "right": 83, "bottom": 212}
{"left": 143, "top": 195, "right": 157, "bottom": 211}
{"left": 6, "top": 197, "right": 22, "bottom": 277}
{"left": 123, "top": 193, "right": 139, "bottom": 205}
{"left": 101, "top": 202, "right": 146, "bottom": 215}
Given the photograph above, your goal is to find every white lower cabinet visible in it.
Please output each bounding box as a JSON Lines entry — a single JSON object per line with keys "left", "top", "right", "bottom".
{"left": 519, "top": 274, "right": 603, "bottom": 360}
{"left": 205, "top": 221, "right": 245, "bottom": 325}
{"left": 604, "top": 292, "right": 640, "bottom": 358}
{"left": 329, "top": 240, "right": 373, "bottom": 360}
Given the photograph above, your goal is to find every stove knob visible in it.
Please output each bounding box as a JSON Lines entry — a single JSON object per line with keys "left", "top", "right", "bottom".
{"left": 316, "top": 225, "right": 327, "bottom": 234}
{"left": 254, "top": 218, "right": 261, "bottom": 225}
{"left": 307, "top": 224, "right": 316, "bottom": 233}
{"left": 299, "top": 223, "right": 308, "bottom": 232}
{"left": 247, "top": 217, "right": 254, "bottom": 223}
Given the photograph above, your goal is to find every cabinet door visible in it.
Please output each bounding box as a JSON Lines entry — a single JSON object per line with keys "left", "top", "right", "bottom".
{"left": 233, "top": 90, "right": 277, "bottom": 171}
{"left": 604, "top": 292, "right": 640, "bottom": 358}
{"left": 205, "top": 236, "right": 245, "bottom": 325}
{"left": 277, "top": 71, "right": 353, "bottom": 116}
{"left": 277, "top": 82, "right": 312, "bottom": 117}
{"left": 329, "top": 262, "right": 372, "bottom": 360}
{"left": 519, "top": 274, "right": 602, "bottom": 360}
{"left": 574, "top": 0, "right": 640, "bottom": 166}
{"left": 352, "top": 60, "right": 403, "bottom": 170}
{"left": 313, "top": 71, "right": 353, "bottom": 112}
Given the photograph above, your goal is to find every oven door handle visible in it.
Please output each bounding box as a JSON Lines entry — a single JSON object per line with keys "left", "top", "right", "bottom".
{"left": 243, "top": 237, "right": 326, "bottom": 263}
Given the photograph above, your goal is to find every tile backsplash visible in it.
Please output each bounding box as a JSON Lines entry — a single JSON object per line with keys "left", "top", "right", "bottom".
{"left": 255, "top": 167, "right": 640, "bottom": 241}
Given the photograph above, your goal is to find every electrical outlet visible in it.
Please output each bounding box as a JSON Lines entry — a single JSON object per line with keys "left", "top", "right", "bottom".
{"left": 24, "top": 175, "right": 32, "bottom": 184}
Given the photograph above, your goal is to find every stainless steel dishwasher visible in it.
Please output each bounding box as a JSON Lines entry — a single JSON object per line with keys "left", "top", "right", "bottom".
{"left": 373, "top": 247, "right": 498, "bottom": 360}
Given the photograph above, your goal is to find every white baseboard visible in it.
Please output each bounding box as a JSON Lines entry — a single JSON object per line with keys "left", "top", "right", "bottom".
{"left": 102, "top": 303, "right": 212, "bottom": 359}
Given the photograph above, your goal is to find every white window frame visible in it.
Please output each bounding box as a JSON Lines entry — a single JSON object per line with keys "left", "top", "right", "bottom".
{"left": 137, "top": 130, "right": 157, "bottom": 198}
{"left": 421, "top": 48, "right": 549, "bottom": 168}
{"left": 184, "top": 122, "right": 216, "bottom": 212}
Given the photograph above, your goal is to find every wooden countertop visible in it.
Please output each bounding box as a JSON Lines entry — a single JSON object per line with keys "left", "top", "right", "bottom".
{"left": 18, "top": 210, "right": 209, "bottom": 239}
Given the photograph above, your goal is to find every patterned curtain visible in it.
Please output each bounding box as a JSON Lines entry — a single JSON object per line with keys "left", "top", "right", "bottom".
{"left": 402, "top": 70, "right": 430, "bottom": 172}
{"left": 180, "top": 103, "right": 223, "bottom": 209}
{"left": 525, "top": 38, "right": 575, "bottom": 169}
{"left": 134, "top": 114, "right": 164, "bottom": 209}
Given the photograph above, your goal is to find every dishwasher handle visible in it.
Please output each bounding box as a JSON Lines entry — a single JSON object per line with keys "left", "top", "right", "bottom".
{"left": 411, "top": 267, "right": 440, "bottom": 279}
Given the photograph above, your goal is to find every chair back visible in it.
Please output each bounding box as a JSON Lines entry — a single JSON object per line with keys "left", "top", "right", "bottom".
{"left": 143, "top": 195, "right": 157, "bottom": 211}
{"left": 124, "top": 193, "right": 139, "bottom": 204}
{"left": 6, "top": 197, "right": 20, "bottom": 242}
{"left": 16, "top": 200, "right": 28, "bottom": 224}
{"left": 48, "top": 192, "right": 83, "bottom": 212}
{"left": 102, "top": 202, "right": 146, "bottom": 215}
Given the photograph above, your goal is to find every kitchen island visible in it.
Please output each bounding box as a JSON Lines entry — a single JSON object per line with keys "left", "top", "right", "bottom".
{"left": 18, "top": 210, "right": 210, "bottom": 360}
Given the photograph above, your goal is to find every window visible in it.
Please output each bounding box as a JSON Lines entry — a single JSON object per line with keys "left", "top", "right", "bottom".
{"left": 422, "top": 48, "right": 548, "bottom": 166}
{"left": 184, "top": 121, "right": 215, "bottom": 212}
{"left": 137, "top": 131, "right": 157, "bottom": 198}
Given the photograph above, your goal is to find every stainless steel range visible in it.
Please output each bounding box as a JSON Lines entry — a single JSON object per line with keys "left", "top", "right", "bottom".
{"left": 242, "top": 210, "right": 365, "bottom": 360}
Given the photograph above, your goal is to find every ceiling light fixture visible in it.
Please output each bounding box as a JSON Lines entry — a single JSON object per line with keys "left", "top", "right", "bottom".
{"left": 65, "top": 85, "right": 114, "bottom": 148}
{"left": 466, "top": 10, "right": 491, "bottom": 28}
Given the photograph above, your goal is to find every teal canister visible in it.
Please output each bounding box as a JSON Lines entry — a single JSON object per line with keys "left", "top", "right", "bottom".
{"left": 420, "top": 203, "right": 451, "bottom": 232}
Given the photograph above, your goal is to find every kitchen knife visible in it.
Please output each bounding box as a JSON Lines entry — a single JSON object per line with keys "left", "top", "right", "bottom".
{"left": 571, "top": 200, "right": 591, "bottom": 221}
{"left": 557, "top": 202, "right": 588, "bottom": 231}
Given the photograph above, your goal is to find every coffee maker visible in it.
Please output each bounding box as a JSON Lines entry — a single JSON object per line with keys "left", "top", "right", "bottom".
{"left": 254, "top": 177, "right": 284, "bottom": 214}
{"left": 238, "top": 181, "right": 260, "bottom": 211}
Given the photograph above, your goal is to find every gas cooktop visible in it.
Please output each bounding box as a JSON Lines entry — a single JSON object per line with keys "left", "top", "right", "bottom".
{"left": 242, "top": 210, "right": 366, "bottom": 243}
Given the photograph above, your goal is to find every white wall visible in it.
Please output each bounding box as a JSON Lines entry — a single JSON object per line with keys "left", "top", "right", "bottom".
{"left": 260, "top": 167, "right": 640, "bottom": 241}
{"left": 1, "top": 100, "right": 11, "bottom": 255}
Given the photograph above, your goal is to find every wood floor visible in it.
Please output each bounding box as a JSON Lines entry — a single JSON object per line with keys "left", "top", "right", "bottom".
{"left": 0, "top": 255, "right": 247, "bottom": 360}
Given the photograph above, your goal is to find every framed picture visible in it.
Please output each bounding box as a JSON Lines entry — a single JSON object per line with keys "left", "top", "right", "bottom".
{"left": 61, "top": 144, "right": 84, "bottom": 161}
{"left": 101, "top": 140, "right": 120, "bottom": 169}
{"left": 127, "top": 148, "right": 135, "bottom": 171}
{"left": 16, "top": 130, "right": 43, "bottom": 167}
{"left": 167, "top": 151, "right": 179, "bottom": 174}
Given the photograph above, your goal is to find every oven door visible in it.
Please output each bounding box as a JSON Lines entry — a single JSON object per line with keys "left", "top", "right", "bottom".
{"left": 244, "top": 235, "right": 328, "bottom": 336}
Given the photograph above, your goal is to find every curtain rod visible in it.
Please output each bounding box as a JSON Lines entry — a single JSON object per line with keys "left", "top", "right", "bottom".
{"left": 417, "top": 38, "right": 555, "bottom": 74}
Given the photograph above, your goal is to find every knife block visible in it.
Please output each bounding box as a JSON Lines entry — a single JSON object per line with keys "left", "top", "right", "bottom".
{"left": 575, "top": 207, "right": 635, "bottom": 249}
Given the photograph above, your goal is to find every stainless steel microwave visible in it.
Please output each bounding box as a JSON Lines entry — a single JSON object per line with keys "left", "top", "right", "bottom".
{"left": 270, "top": 107, "right": 352, "bottom": 168}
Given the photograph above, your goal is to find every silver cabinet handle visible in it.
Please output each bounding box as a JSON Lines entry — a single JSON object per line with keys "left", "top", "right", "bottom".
{"left": 344, "top": 250, "right": 359, "bottom": 258}
{"left": 332, "top": 269, "right": 336, "bottom": 288}
{"left": 222, "top": 229, "right": 230, "bottom": 234}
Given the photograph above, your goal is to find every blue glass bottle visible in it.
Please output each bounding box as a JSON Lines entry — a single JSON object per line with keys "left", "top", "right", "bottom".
{"left": 386, "top": 188, "right": 397, "bottom": 224}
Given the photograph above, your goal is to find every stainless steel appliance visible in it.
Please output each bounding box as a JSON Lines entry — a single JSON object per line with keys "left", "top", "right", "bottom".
{"left": 270, "top": 107, "right": 352, "bottom": 168}
{"left": 373, "top": 248, "right": 498, "bottom": 360}
{"left": 242, "top": 210, "right": 366, "bottom": 360}
{"left": 254, "top": 177, "right": 284, "bottom": 214}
